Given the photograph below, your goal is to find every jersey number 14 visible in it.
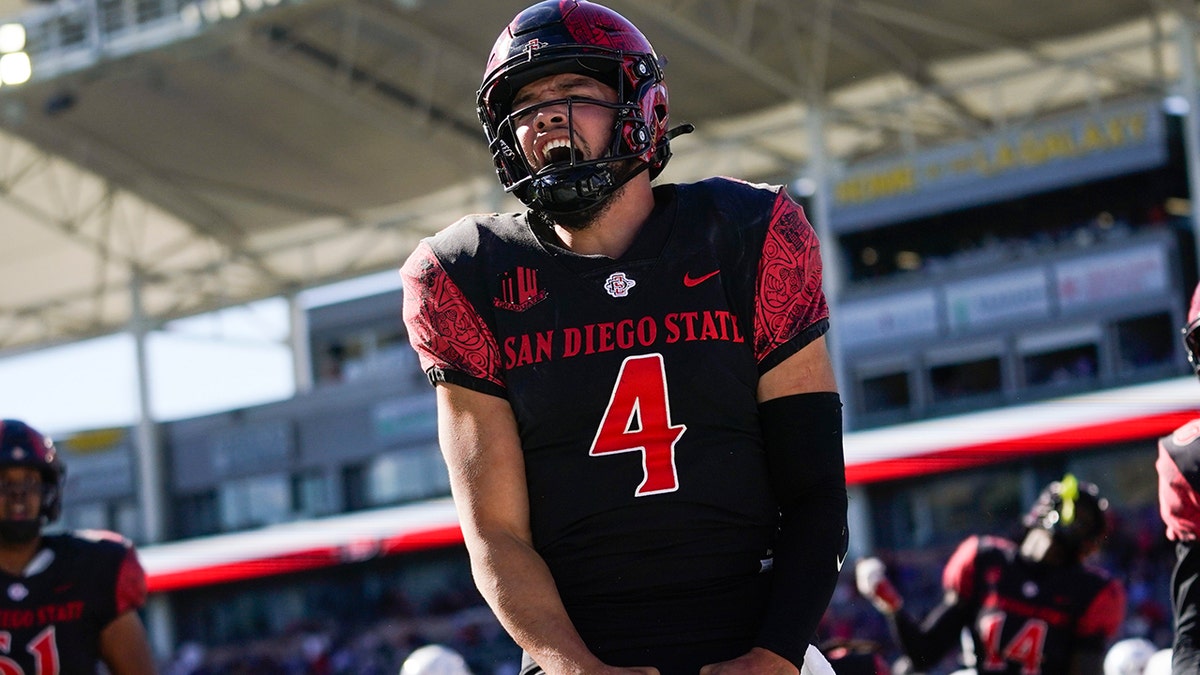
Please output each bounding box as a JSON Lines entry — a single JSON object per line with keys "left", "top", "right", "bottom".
{"left": 979, "top": 612, "right": 1048, "bottom": 674}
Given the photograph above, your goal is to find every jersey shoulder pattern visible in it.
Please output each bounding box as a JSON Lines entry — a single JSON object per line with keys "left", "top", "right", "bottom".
{"left": 400, "top": 213, "right": 531, "bottom": 395}
{"left": 682, "top": 178, "right": 829, "bottom": 370}
{"left": 756, "top": 187, "right": 828, "bottom": 368}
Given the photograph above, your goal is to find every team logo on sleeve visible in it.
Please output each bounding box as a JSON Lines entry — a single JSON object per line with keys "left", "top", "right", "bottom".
{"left": 494, "top": 267, "right": 548, "bottom": 312}
{"left": 604, "top": 272, "right": 637, "bottom": 298}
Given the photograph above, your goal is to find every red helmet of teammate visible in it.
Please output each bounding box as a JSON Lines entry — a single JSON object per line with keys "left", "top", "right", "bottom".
{"left": 0, "top": 420, "right": 65, "bottom": 542}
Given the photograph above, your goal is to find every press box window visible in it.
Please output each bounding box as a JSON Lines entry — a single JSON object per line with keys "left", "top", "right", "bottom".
{"left": 930, "top": 356, "right": 1002, "bottom": 402}
{"left": 364, "top": 444, "right": 450, "bottom": 507}
{"left": 293, "top": 470, "right": 336, "bottom": 518}
{"left": 1023, "top": 343, "right": 1099, "bottom": 387}
{"left": 1116, "top": 312, "right": 1175, "bottom": 372}
{"left": 860, "top": 372, "right": 912, "bottom": 414}
{"left": 218, "top": 474, "right": 291, "bottom": 530}
{"left": 173, "top": 491, "right": 220, "bottom": 538}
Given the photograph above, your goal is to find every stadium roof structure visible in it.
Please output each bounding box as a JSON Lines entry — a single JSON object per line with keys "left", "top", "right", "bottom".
{"left": 0, "top": 0, "right": 1196, "bottom": 355}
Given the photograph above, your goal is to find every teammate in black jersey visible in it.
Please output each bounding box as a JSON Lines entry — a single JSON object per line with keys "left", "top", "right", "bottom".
{"left": 856, "top": 475, "right": 1126, "bottom": 675}
{"left": 0, "top": 419, "right": 157, "bottom": 674}
{"left": 400, "top": 2, "right": 847, "bottom": 674}
{"left": 1157, "top": 281, "right": 1200, "bottom": 674}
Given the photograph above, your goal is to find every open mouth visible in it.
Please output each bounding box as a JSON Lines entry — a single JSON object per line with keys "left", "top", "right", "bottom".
{"left": 541, "top": 139, "right": 578, "bottom": 166}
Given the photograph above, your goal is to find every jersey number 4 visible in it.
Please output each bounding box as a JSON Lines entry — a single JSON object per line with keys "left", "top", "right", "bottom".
{"left": 589, "top": 354, "right": 687, "bottom": 496}
{"left": 0, "top": 627, "right": 59, "bottom": 675}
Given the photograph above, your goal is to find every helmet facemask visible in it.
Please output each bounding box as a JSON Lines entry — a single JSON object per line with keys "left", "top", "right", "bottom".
{"left": 0, "top": 475, "right": 55, "bottom": 544}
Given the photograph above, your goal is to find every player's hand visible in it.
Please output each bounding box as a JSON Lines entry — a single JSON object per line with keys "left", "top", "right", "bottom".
{"left": 699, "top": 647, "right": 798, "bottom": 675}
{"left": 855, "top": 557, "right": 903, "bottom": 615}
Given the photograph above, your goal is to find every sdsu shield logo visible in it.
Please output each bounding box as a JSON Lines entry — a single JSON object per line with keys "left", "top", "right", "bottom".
{"left": 604, "top": 272, "right": 636, "bottom": 298}
{"left": 494, "top": 267, "right": 548, "bottom": 311}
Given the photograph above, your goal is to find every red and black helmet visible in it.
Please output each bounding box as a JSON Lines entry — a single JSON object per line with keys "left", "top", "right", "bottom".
{"left": 0, "top": 419, "right": 65, "bottom": 523}
{"left": 476, "top": 0, "right": 689, "bottom": 215}
{"left": 1183, "top": 281, "right": 1200, "bottom": 379}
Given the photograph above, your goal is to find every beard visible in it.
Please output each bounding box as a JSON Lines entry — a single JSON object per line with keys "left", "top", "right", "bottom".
{"left": 533, "top": 159, "right": 637, "bottom": 232}
{"left": 544, "top": 187, "right": 619, "bottom": 231}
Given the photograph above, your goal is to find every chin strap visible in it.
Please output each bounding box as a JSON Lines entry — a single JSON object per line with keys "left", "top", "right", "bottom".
{"left": 530, "top": 160, "right": 649, "bottom": 218}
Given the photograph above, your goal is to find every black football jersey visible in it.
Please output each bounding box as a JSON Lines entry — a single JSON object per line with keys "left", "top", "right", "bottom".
{"left": 945, "top": 535, "right": 1125, "bottom": 674}
{"left": 402, "top": 177, "right": 828, "bottom": 657}
{"left": 0, "top": 531, "right": 147, "bottom": 674}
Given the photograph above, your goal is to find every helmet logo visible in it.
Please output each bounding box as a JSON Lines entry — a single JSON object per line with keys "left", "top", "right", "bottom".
{"left": 1058, "top": 473, "right": 1079, "bottom": 525}
{"left": 10, "top": 447, "right": 25, "bottom": 460}
{"left": 604, "top": 272, "right": 636, "bottom": 298}
{"left": 524, "top": 38, "right": 542, "bottom": 55}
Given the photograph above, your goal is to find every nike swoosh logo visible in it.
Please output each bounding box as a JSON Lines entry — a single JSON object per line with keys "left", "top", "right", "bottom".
{"left": 683, "top": 269, "right": 720, "bottom": 287}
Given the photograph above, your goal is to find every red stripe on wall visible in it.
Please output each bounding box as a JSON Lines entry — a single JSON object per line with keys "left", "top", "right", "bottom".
{"left": 146, "top": 525, "right": 465, "bottom": 593}
{"left": 846, "top": 410, "right": 1195, "bottom": 485}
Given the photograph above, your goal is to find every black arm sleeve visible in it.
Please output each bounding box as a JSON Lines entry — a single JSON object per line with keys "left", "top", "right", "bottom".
{"left": 891, "top": 601, "right": 972, "bottom": 671}
{"left": 1174, "top": 541, "right": 1200, "bottom": 672}
{"left": 754, "top": 392, "right": 848, "bottom": 670}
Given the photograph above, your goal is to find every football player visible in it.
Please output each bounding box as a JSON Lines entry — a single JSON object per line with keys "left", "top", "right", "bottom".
{"left": 856, "top": 475, "right": 1126, "bottom": 674}
{"left": 400, "top": 1, "right": 847, "bottom": 674}
{"left": 1156, "top": 280, "right": 1200, "bottom": 674}
{"left": 0, "top": 419, "right": 157, "bottom": 674}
